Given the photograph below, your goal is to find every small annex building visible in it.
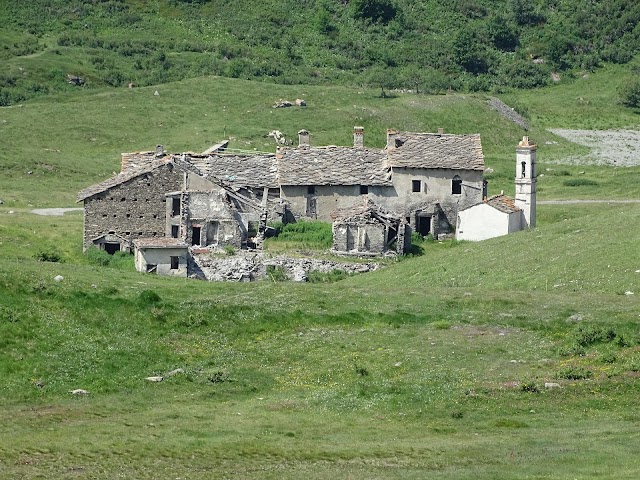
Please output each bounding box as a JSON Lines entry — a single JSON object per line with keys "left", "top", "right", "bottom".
{"left": 456, "top": 194, "right": 522, "bottom": 241}
{"left": 133, "top": 237, "right": 189, "bottom": 277}
{"left": 331, "top": 199, "right": 411, "bottom": 255}
{"left": 456, "top": 136, "right": 537, "bottom": 241}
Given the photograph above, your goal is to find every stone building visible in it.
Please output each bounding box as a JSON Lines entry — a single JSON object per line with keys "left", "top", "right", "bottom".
{"left": 78, "top": 127, "right": 490, "bottom": 265}
{"left": 133, "top": 238, "right": 189, "bottom": 276}
{"left": 331, "top": 199, "right": 410, "bottom": 255}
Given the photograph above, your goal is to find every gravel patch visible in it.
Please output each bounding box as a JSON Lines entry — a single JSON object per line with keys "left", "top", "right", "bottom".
{"left": 548, "top": 129, "right": 640, "bottom": 166}
{"left": 487, "top": 97, "right": 529, "bottom": 130}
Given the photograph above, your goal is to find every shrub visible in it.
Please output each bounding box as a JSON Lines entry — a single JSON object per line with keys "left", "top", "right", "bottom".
{"left": 556, "top": 366, "right": 592, "bottom": 380}
{"left": 563, "top": 178, "right": 598, "bottom": 187}
{"left": 620, "top": 78, "right": 640, "bottom": 108}
{"left": 34, "top": 250, "right": 62, "bottom": 263}
{"left": 266, "top": 265, "right": 287, "bottom": 282}
{"left": 574, "top": 325, "right": 616, "bottom": 346}
{"left": 223, "top": 245, "right": 236, "bottom": 256}
{"left": 138, "top": 289, "right": 161, "bottom": 305}
{"left": 520, "top": 381, "right": 539, "bottom": 393}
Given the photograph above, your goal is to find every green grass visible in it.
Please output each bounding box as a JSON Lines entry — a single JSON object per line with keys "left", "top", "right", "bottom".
{"left": 1, "top": 203, "right": 640, "bottom": 477}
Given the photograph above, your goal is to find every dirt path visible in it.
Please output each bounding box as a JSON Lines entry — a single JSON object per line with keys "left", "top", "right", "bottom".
{"left": 538, "top": 199, "right": 640, "bottom": 204}
{"left": 31, "top": 208, "right": 83, "bottom": 216}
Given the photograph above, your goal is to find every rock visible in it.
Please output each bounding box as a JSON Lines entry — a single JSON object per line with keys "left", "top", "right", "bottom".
{"left": 67, "top": 74, "right": 85, "bottom": 86}
{"left": 295, "top": 98, "right": 306, "bottom": 106}
{"left": 544, "top": 382, "right": 561, "bottom": 389}
{"left": 69, "top": 389, "right": 89, "bottom": 395}
{"left": 625, "top": 291, "right": 634, "bottom": 296}
{"left": 551, "top": 72, "right": 561, "bottom": 82}
{"left": 154, "top": 90, "right": 160, "bottom": 96}
{"left": 291, "top": 266, "right": 307, "bottom": 282}
{"left": 145, "top": 376, "right": 164, "bottom": 382}
{"left": 0, "top": 199, "right": 3, "bottom": 204}
{"left": 54, "top": 275, "right": 64, "bottom": 282}
{"left": 165, "top": 368, "right": 184, "bottom": 377}
{"left": 33, "top": 379, "right": 45, "bottom": 388}
{"left": 272, "top": 99, "right": 293, "bottom": 108}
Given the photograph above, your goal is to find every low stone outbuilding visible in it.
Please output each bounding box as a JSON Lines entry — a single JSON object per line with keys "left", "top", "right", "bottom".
{"left": 456, "top": 194, "right": 522, "bottom": 242}
{"left": 133, "top": 238, "right": 189, "bottom": 277}
{"left": 331, "top": 199, "right": 411, "bottom": 255}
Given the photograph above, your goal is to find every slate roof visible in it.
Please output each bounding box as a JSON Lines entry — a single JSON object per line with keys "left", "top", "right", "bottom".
{"left": 133, "top": 237, "right": 188, "bottom": 248}
{"left": 332, "top": 198, "right": 401, "bottom": 225}
{"left": 485, "top": 194, "right": 520, "bottom": 213}
{"left": 276, "top": 147, "right": 392, "bottom": 186}
{"left": 77, "top": 158, "right": 172, "bottom": 202}
{"left": 189, "top": 153, "right": 278, "bottom": 188}
{"left": 387, "top": 133, "right": 484, "bottom": 171}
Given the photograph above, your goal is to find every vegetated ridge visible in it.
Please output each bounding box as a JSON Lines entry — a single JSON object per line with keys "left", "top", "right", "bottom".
{"left": 1, "top": 0, "right": 639, "bottom": 104}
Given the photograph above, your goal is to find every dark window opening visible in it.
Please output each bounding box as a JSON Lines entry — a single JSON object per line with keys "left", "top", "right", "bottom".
{"left": 360, "top": 185, "right": 369, "bottom": 195}
{"left": 104, "top": 242, "right": 120, "bottom": 255}
{"left": 126, "top": 214, "right": 130, "bottom": 218}
{"left": 416, "top": 216, "right": 431, "bottom": 236}
{"left": 171, "top": 225, "right": 179, "bottom": 238}
{"left": 412, "top": 180, "right": 421, "bottom": 193}
{"left": 521, "top": 161, "right": 526, "bottom": 178}
{"left": 172, "top": 197, "right": 181, "bottom": 216}
{"left": 307, "top": 185, "right": 316, "bottom": 195}
{"left": 191, "top": 226, "right": 201, "bottom": 246}
{"left": 146, "top": 264, "right": 157, "bottom": 274}
{"left": 452, "top": 175, "right": 462, "bottom": 195}
{"left": 120, "top": 198, "right": 126, "bottom": 202}
{"left": 102, "top": 214, "right": 107, "bottom": 217}
{"left": 170, "top": 256, "right": 179, "bottom": 269}
{"left": 125, "top": 231, "right": 130, "bottom": 236}
{"left": 152, "top": 214, "right": 157, "bottom": 219}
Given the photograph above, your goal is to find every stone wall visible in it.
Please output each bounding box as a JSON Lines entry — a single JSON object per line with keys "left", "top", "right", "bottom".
{"left": 83, "top": 164, "right": 184, "bottom": 250}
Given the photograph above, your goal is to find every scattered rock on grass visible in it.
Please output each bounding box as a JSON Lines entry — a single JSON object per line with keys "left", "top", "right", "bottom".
{"left": 54, "top": 275, "right": 64, "bottom": 282}
{"left": 69, "top": 389, "right": 89, "bottom": 395}
{"left": 165, "top": 368, "right": 184, "bottom": 377}
{"left": 544, "top": 382, "right": 561, "bottom": 389}
{"left": 145, "top": 376, "right": 164, "bottom": 382}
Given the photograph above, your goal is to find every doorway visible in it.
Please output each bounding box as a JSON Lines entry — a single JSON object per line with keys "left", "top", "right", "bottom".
{"left": 416, "top": 216, "right": 431, "bottom": 236}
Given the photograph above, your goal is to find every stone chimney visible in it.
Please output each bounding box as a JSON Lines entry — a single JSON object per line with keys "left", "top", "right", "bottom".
{"left": 298, "top": 129, "right": 310, "bottom": 148}
{"left": 437, "top": 128, "right": 445, "bottom": 134}
{"left": 353, "top": 126, "right": 364, "bottom": 148}
{"left": 386, "top": 129, "right": 399, "bottom": 149}
{"left": 155, "top": 144, "right": 165, "bottom": 157}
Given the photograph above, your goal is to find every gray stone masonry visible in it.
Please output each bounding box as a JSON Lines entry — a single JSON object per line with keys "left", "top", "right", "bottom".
{"left": 83, "top": 164, "right": 183, "bottom": 251}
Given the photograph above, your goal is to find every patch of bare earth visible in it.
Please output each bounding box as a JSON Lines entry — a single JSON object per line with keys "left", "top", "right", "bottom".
{"left": 548, "top": 129, "right": 640, "bottom": 166}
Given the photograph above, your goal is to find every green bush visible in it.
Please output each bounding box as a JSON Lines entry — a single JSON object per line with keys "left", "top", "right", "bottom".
{"left": 138, "top": 289, "right": 161, "bottom": 305}
{"left": 556, "top": 366, "right": 592, "bottom": 380}
{"left": 563, "top": 178, "right": 599, "bottom": 187}
{"left": 620, "top": 78, "right": 640, "bottom": 108}
{"left": 307, "top": 269, "right": 352, "bottom": 283}
{"left": 34, "top": 250, "right": 62, "bottom": 263}
{"left": 266, "top": 265, "right": 288, "bottom": 282}
{"left": 574, "top": 325, "right": 616, "bottom": 346}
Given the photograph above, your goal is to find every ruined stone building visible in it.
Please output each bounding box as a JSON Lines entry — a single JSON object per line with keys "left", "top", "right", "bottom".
{"left": 77, "top": 127, "right": 486, "bottom": 258}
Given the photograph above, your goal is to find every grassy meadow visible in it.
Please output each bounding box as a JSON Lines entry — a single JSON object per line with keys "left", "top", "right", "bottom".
{"left": 1, "top": 56, "right": 640, "bottom": 477}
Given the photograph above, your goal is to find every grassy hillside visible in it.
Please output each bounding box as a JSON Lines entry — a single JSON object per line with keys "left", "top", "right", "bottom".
{"left": 1, "top": 57, "right": 640, "bottom": 208}
{"left": 1, "top": 202, "right": 640, "bottom": 478}
{"left": 1, "top": 0, "right": 639, "bottom": 105}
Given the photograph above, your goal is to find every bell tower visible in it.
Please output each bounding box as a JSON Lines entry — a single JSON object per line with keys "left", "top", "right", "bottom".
{"left": 514, "top": 136, "right": 537, "bottom": 228}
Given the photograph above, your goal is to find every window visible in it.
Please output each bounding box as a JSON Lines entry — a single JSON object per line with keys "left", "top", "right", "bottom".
{"left": 412, "top": 180, "right": 421, "bottom": 193}
{"left": 452, "top": 175, "right": 462, "bottom": 195}
{"left": 171, "top": 197, "right": 180, "bottom": 216}
{"left": 192, "top": 226, "right": 201, "bottom": 246}
{"left": 171, "top": 225, "right": 179, "bottom": 238}
{"left": 170, "top": 256, "right": 179, "bottom": 270}
{"left": 360, "top": 185, "right": 369, "bottom": 195}
{"left": 307, "top": 185, "right": 316, "bottom": 195}
{"left": 521, "top": 161, "right": 526, "bottom": 178}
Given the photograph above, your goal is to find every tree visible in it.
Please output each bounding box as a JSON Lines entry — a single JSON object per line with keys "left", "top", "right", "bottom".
{"left": 620, "top": 78, "right": 640, "bottom": 108}
{"left": 352, "top": 0, "right": 397, "bottom": 24}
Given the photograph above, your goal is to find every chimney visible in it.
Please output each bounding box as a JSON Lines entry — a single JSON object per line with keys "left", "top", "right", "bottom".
{"left": 437, "top": 128, "right": 445, "bottom": 134}
{"left": 386, "top": 129, "right": 399, "bottom": 149}
{"left": 298, "top": 129, "right": 310, "bottom": 148}
{"left": 155, "top": 144, "right": 164, "bottom": 157}
{"left": 353, "top": 126, "right": 364, "bottom": 148}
